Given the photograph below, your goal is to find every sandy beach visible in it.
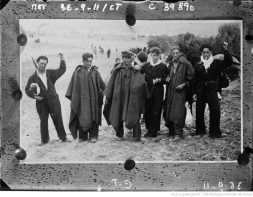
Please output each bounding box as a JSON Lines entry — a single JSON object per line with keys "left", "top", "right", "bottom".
{"left": 19, "top": 20, "right": 241, "bottom": 163}
{"left": 20, "top": 50, "right": 241, "bottom": 163}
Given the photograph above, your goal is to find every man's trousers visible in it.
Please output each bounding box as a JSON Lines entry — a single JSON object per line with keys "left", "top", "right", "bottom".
{"left": 117, "top": 121, "right": 141, "bottom": 140}
{"left": 36, "top": 98, "right": 67, "bottom": 143}
{"left": 195, "top": 85, "right": 221, "bottom": 137}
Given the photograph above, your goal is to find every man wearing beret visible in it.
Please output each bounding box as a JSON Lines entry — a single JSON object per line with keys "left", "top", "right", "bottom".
{"left": 25, "top": 54, "right": 69, "bottom": 145}
{"left": 66, "top": 53, "right": 106, "bottom": 143}
{"left": 104, "top": 50, "right": 149, "bottom": 141}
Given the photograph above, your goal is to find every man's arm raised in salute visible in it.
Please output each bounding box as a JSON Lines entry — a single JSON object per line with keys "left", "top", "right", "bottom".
{"left": 48, "top": 53, "right": 67, "bottom": 84}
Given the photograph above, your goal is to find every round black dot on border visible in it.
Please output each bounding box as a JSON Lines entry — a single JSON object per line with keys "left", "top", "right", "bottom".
{"left": 237, "top": 152, "right": 249, "bottom": 166}
{"left": 17, "top": 34, "right": 27, "bottom": 46}
{"left": 245, "top": 35, "right": 253, "bottom": 41}
{"left": 233, "top": 0, "right": 241, "bottom": 6}
{"left": 14, "top": 148, "right": 27, "bottom": 160}
{"left": 124, "top": 158, "right": 136, "bottom": 170}
{"left": 125, "top": 15, "right": 136, "bottom": 26}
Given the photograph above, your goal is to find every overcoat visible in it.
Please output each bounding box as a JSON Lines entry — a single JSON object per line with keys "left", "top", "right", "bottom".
{"left": 104, "top": 63, "right": 149, "bottom": 133}
{"left": 164, "top": 56, "right": 194, "bottom": 127}
{"left": 65, "top": 65, "right": 105, "bottom": 139}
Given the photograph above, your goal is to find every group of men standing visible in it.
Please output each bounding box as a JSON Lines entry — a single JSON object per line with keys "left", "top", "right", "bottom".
{"left": 25, "top": 42, "right": 233, "bottom": 145}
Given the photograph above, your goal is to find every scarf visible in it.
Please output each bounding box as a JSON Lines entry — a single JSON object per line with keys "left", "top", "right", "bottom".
{"left": 83, "top": 64, "right": 92, "bottom": 71}
{"left": 201, "top": 55, "right": 214, "bottom": 70}
{"left": 121, "top": 61, "right": 134, "bottom": 69}
{"left": 172, "top": 62, "right": 179, "bottom": 74}
{"left": 150, "top": 59, "right": 162, "bottom": 66}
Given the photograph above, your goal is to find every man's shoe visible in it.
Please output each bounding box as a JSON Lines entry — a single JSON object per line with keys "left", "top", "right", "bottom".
{"left": 167, "top": 133, "right": 175, "bottom": 139}
{"left": 116, "top": 136, "right": 124, "bottom": 141}
{"left": 38, "top": 142, "right": 48, "bottom": 146}
{"left": 144, "top": 133, "right": 151, "bottom": 138}
{"left": 79, "top": 138, "right": 87, "bottom": 143}
{"left": 134, "top": 137, "right": 141, "bottom": 142}
{"left": 61, "top": 138, "right": 71, "bottom": 142}
{"left": 150, "top": 134, "right": 157, "bottom": 138}
{"left": 178, "top": 133, "right": 185, "bottom": 139}
{"left": 90, "top": 138, "right": 97, "bottom": 143}
{"left": 195, "top": 132, "right": 206, "bottom": 137}
{"left": 173, "top": 136, "right": 183, "bottom": 142}
{"left": 210, "top": 134, "right": 222, "bottom": 139}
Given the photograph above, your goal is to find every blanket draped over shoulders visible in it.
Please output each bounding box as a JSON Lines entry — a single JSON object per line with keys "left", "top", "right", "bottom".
{"left": 65, "top": 66, "right": 105, "bottom": 139}
{"left": 104, "top": 64, "right": 149, "bottom": 133}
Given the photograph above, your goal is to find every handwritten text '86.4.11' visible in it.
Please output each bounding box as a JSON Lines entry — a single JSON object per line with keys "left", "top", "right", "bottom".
{"left": 61, "top": 3, "right": 122, "bottom": 12}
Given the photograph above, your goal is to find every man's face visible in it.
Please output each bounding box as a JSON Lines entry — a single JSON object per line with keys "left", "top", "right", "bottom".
{"left": 163, "top": 54, "right": 168, "bottom": 60}
{"left": 202, "top": 48, "right": 212, "bottom": 60}
{"left": 172, "top": 49, "right": 180, "bottom": 62}
{"left": 135, "top": 57, "right": 141, "bottom": 66}
{"left": 122, "top": 56, "right": 132, "bottom": 65}
{"left": 37, "top": 59, "right": 47, "bottom": 73}
{"left": 83, "top": 57, "right": 93, "bottom": 67}
{"left": 151, "top": 53, "right": 160, "bottom": 64}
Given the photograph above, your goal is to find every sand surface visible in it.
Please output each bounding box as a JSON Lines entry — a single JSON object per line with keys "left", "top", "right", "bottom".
{"left": 19, "top": 22, "right": 241, "bottom": 163}
{"left": 20, "top": 49, "right": 241, "bottom": 163}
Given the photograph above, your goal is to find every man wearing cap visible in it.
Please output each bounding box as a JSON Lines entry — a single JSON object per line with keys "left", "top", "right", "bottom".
{"left": 25, "top": 54, "right": 69, "bottom": 145}
{"left": 104, "top": 50, "right": 149, "bottom": 141}
{"left": 65, "top": 53, "right": 106, "bottom": 143}
{"left": 163, "top": 46, "right": 194, "bottom": 139}
{"left": 140, "top": 47, "right": 168, "bottom": 138}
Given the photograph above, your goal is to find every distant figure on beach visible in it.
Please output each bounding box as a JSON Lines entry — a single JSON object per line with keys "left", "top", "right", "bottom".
{"left": 107, "top": 49, "right": 111, "bottom": 58}
{"left": 66, "top": 53, "right": 106, "bottom": 143}
{"left": 114, "top": 58, "right": 121, "bottom": 68}
{"left": 104, "top": 50, "right": 149, "bottom": 141}
{"left": 93, "top": 47, "right": 97, "bottom": 58}
{"left": 99, "top": 46, "right": 104, "bottom": 55}
{"left": 25, "top": 54, "right": 70, "bottom": 145}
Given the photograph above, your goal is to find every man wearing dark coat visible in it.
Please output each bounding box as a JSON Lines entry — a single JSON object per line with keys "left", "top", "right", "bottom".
{"left": 192, "top": 42, "right": 233, "bottom": 138}
{"left": 65, "top": 53, "right": 106, "bottom": 143}
{"left": 104, "top": 50, "right": 149, "bottom": 141}
{"left": 25, "top": 54, "right": 69, "bottom": 145}
{"left": 163, "top": 47, "right": 194, "bottom": 139}
{"left": 140, "top": 47, "right": 168, "bottom": 138}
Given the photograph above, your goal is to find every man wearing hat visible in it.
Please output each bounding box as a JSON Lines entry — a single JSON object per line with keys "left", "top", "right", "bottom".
{"left": 104, "top": 50, "right": 149, "bottom": 141}
{"left": 65, "top": 53, "right": 106, "bottom": 143}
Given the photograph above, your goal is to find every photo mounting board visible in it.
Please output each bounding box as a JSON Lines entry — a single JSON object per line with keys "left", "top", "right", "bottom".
{"left": 0, "top": 0, "right": 253, "bottom": 191}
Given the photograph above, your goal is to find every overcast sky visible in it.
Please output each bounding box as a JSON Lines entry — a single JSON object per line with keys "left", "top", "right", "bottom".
{"left": 20, "top": 19, "right": 242, "bottom": 37}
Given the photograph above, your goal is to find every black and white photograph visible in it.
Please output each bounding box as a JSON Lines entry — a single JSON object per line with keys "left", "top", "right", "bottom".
{"left": 20, "top": 19, "right": 242, "bottom": 163}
